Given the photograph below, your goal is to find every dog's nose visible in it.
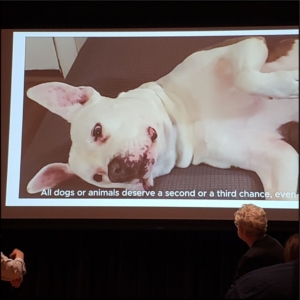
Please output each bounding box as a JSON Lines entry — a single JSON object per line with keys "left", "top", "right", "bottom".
{"left": 108, "top": 155, "right": 144, "bottom": 183}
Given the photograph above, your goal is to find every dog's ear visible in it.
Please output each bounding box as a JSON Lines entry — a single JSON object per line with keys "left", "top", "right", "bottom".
{"left": 27, "top": 82, "right": 99, "bottom": 122}
{"left": 27, "top": 163, "right": 74, "bottom": 194}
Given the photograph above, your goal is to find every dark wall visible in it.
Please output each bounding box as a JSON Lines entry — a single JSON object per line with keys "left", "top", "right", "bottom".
{"left": 1, "top": 220, "right": 298, "bottom": 299}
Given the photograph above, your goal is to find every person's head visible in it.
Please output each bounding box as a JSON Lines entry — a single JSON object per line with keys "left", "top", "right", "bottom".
{"left": 234, "top": 204, "right": 267, "bottom": 243}
{"left": 284, "top": 233, "right": 299, "bottom": 262}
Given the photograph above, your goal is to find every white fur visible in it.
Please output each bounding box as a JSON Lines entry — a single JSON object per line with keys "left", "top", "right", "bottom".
{"left": 26, "top": 37, "right": 299, "bottom": 200}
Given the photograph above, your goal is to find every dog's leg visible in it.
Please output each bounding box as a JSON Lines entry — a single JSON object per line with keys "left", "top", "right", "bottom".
{"left": 228, "top": 38, "right": 298, "bottom": 99}
{"left": 248, "top": 139, "right": 298, "bottom": 200}
{"left": 235, "top": 69, "right": 298, "bottom": 99}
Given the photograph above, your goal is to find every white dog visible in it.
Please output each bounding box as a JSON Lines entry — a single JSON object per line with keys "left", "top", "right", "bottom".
{"left": 26, "top": 36, "right": 299, "bottom": 200}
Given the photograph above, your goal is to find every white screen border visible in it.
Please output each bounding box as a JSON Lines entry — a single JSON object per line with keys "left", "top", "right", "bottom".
{"left": 6, "top": 29, "right": 299, "bottom": 211}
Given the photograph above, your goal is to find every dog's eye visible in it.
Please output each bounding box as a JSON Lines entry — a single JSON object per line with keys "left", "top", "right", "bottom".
{"left": 92, "top": 123, "right": 102, "bottom": 141}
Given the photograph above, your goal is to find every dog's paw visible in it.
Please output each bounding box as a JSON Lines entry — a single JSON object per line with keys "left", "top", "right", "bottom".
{"left": 277, "top": 70, "right": 299, "bottom": 99}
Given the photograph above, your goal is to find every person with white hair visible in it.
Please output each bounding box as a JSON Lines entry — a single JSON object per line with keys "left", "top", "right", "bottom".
{"left": 225, "top": 204, "right": 285, "bottom": 298}
{"left": 232, "top": 203, "right": 284, "bottom": 280}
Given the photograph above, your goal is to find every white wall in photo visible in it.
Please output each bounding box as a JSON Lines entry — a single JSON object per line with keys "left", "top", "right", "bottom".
{"left": 25, "top": 37, "right": 87, "bottom": 77}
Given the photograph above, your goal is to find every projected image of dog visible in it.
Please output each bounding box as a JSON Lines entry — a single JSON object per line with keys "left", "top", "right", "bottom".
{"left": 26, "top": 37, "right": 299, "bottom": 200}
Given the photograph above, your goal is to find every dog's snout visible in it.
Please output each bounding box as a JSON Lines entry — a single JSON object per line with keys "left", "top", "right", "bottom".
{"left": 108, "top": 155, "right": 144, "bottom": 183}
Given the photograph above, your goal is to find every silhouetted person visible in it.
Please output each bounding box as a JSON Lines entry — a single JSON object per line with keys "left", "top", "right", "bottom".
{"left": 225, "top": 233, "right": 299, "bottom": 299}
{"left": 232, "top": 204, "right": 284, "bottom": 281}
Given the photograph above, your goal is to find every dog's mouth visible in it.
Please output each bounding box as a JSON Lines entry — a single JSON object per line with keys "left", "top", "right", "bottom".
{"left": 106, "top": 153, "right": 155, "bottom": 190}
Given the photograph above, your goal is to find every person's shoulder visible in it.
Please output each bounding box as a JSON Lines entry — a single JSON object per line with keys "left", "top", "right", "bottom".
{"left": 225, "top": 268, "right": 274, "bottom": 299}
{"left": 227, "top": 261, "right": 299, "bottom": 299}
{"left": 265, "top": 234, "right": 282, "bottom": 244}
{"left": 242, "top": 259, "right": 298, "bottom": 280}
{"left": 265, "top": 234, "right": 278, "bottom": 241}
{"left": 255, "top": 235, "right": 284, "bottom": 249}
